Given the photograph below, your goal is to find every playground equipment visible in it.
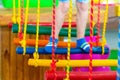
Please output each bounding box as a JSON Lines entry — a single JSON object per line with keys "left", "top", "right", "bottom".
{"left": 6, "top": 0, "right": 120, "bottom": 80}
{"left": 2, "top": 0, "right": 120, "bottom": 8}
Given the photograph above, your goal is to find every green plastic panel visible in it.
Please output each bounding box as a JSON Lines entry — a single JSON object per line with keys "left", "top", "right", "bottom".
{"left": 2, "top": 0, "right": 58, "bottom": 8}
{"left": 108, "top": 50, "right": 118, "bottom": 71}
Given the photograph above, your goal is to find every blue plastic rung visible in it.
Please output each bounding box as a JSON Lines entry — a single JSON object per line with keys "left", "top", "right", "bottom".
{"left": 16, "top": 46, "right": 109, "bottom": 54}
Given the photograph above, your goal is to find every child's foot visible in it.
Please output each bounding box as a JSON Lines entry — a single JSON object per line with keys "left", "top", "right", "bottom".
{"left": 44, "top": 37, "right": 58, "bottom": 53}
{"left": 77, "top": 38, "right": 90, "bottom": 53}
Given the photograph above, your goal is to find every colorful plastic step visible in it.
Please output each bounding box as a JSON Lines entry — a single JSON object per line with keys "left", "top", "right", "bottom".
{"left": 12, "top": 24, "right": 97, "bottom": 37}
{"left": 45, "top": 71, "right": 116, "bottom": 80}
{"left": 16, "top": 46, "right": 109, "bottom": 54}
{"left": 14, "top": 37, "right": 101, "bottom": 48}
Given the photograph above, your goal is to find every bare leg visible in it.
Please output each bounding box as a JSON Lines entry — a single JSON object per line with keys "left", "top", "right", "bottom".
{"left": 76, "top": 2, "right": 89, "bottom": 39}
{"left": 52, "top": 2, "right": 69, "bottom": 39}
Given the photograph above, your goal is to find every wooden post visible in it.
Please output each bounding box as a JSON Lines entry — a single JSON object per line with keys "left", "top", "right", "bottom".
{"left": 10, "top": 31, "right": 17, "bottom": 80}
{"left": 1, "top": 27, "right": 10, "bottom": 80}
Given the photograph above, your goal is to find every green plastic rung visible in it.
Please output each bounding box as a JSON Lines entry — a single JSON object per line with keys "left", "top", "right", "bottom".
{"left": 12, "top": 24, "right": 97, "bottom": 37}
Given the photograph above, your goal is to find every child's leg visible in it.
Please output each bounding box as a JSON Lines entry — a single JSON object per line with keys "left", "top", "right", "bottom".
{"left": 76, "top": 0, "right": 89, "bottom": 52}
{"left": 54, "top": 1, "right": 69, "bottom": 39}
{"left": 45, "top": 0, "right": 69, "bottom": 53}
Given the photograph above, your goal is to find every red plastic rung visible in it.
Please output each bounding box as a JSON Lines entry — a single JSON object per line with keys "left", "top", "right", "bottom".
{"left": 45, "top": 71, "right": 116, "bottom": 80}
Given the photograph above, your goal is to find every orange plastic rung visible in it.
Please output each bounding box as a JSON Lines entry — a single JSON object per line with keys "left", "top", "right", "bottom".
{"left": 14, "top": 38, "right": 102, "bottom": 48}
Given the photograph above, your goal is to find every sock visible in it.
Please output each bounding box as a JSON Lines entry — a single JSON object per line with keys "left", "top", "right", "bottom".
{"left": 77, "top": 38, "right": 90, "bottom": 52}
{"left": 44, "top": 37, "right": 58, "bottom": 53}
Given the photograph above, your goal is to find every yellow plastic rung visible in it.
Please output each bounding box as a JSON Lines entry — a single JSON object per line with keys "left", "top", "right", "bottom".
{"left": 28, "top": 59, "right": 117, "bottom": 67}
{"left": 115, "top": 5, "right": 120, "bottom": 17}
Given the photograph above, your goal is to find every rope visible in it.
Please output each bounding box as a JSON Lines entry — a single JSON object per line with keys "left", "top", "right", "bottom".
{"left": 20, "top": 0, "right": 29, "bottom": 55}
{"left": 89, "top": 0, "right": 94, "bottom": 80}
{"left": 117, "top": 17, "right": 120, "bottom": 80}
{"left": 18, "top": 0, "right": 24, "bottom": 40}
{"left": 12, "top": 0, "right": 16, "bottom": 23}
{"left": 102, "top": 0, "right": 108, "bottom": 55}
{"left": 33, "top": 0, "right": 40, "bottom": 67}
{"left": 18, "top": 0, "right": 21, "bottom": 34}
{"left": 51, "top": 0, "right": 57, "bottom": 80}
{"left": 64, "top": 0, "right": 72, "bottom": 80}
{"left": 96, "top": 0, "right": 101, "bottom": 46}
{"left": 20, "top": 0, "right": 24, "bottom": 40}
